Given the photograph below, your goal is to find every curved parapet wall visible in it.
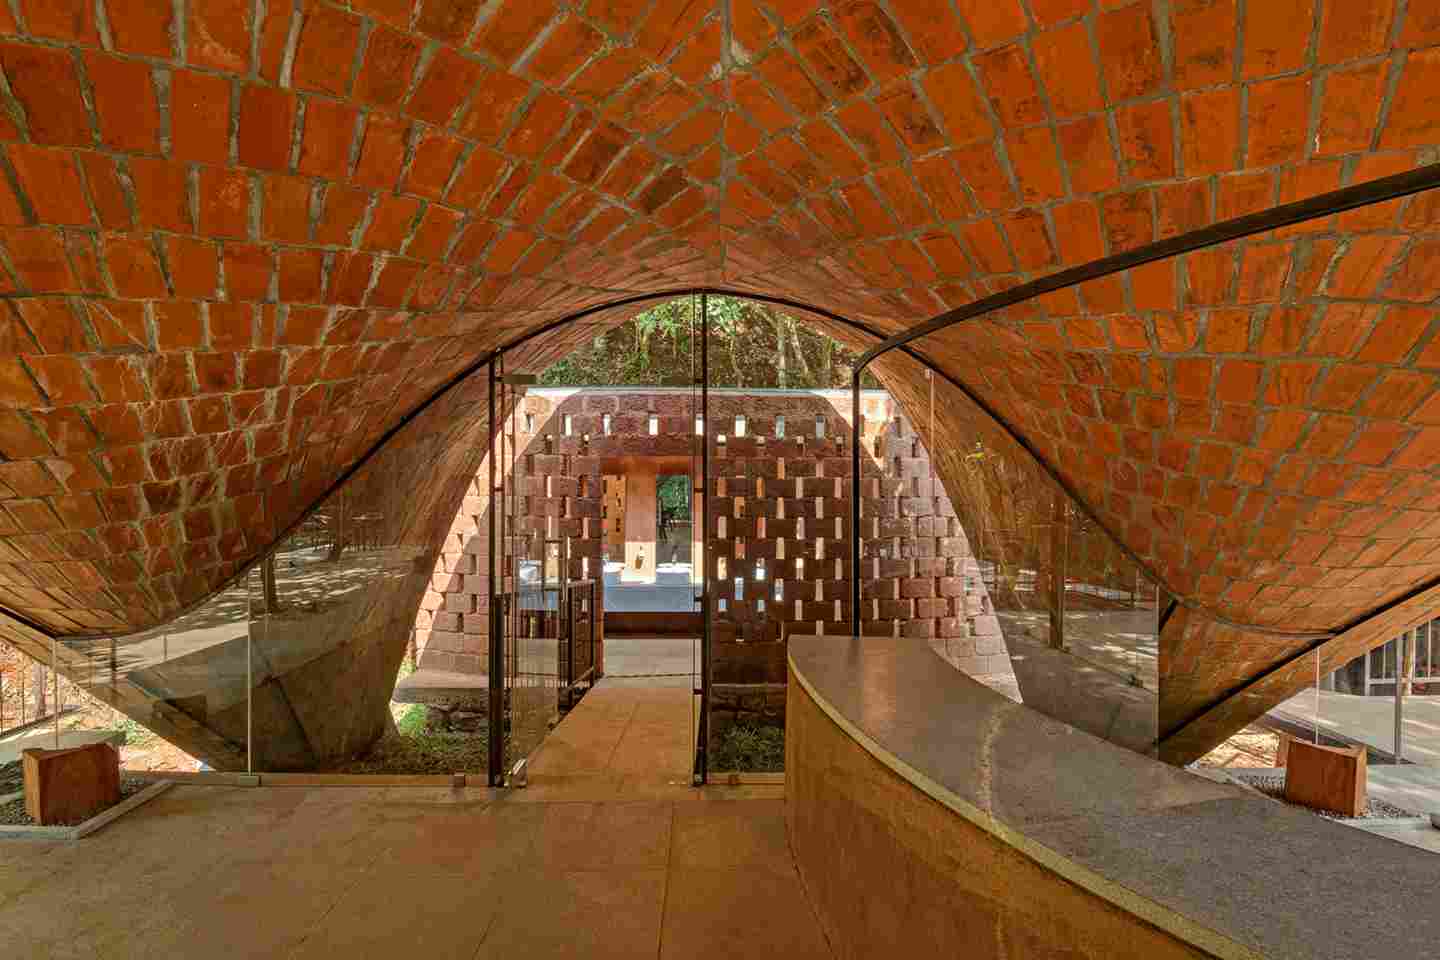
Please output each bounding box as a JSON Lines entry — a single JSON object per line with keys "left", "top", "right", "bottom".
{"left": 786, "top": 634, "right": 1440, "bottom": 960}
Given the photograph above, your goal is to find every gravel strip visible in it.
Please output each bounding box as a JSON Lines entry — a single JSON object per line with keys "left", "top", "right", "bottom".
{"left": 0, "top": 776, "right": 150, "bottom": 826}
{"left": 317, "top": 730, "right": 490, "bottom": 776}
{"left": 0, "top": 760, "right": 21, "bottom": 795}
{"left": 1229, "top": 771, "right": 1420, "bottom": 820}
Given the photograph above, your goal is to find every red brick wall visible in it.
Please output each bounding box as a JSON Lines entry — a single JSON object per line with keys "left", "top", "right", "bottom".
{"left": 415, "top": 387, "right": 1012, "bottom": 685}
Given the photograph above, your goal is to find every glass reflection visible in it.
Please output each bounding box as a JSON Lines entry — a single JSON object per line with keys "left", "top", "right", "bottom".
{"left": 863, "top": 349, "right": 1160, "bottom": 755}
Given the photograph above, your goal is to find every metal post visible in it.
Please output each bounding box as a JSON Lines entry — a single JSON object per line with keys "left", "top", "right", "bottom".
{"left": 850, "top": 364, "right": 863, "bottom": 639}
{"left": 247, "top": 577, "right": 254, "bottom": 774}
{"left": 1394, "top": 629, "right": 1406, "bottom": 762}
{"left": 694, "top": 290, "right": 710, "bottom": 786}
{"left": 1049, "top": 494, "right": 1066, "bottom": 650}
{"left": 50, "top": 635, "right": 58, "bottom": 749}
{"left": 487, "top": 360, "right": 504, "bottom": 787}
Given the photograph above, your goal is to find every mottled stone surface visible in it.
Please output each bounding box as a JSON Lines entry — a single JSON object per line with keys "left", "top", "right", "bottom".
{"left": 788, "top": 634, "right": 1440, "bottom": 960}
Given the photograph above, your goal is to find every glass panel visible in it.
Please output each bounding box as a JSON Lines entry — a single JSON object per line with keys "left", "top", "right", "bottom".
{"left": 504, "top": 375, "right": 558, "bottom": 774}
{"left": 58, "top": 574, "right": 252, "bottom": 773}
{"left": 1399, "top": 623, "right": 1440, "bottom": 810}
{"left": 703, "top": 300, "right": 864, "bottom": 774}
{"left": 869, "top": 340, "right": 1159, "bottom": 754}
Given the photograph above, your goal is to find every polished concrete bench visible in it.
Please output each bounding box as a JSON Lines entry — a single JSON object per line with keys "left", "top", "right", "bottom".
{"left": 786, "top": 634, "right": 1440, "bottom": 960}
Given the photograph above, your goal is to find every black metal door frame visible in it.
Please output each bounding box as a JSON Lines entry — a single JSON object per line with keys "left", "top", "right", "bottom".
{"left": 694, "top": 292, "right": 711, "bottom": 785}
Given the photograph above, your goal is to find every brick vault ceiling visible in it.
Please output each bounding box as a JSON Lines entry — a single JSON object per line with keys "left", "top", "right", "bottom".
{"left": 0, "top": 0, "right": 1439, "bottom": 639}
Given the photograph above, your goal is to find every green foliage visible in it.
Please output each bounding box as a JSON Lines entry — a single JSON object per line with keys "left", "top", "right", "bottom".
{"left": 395, "top": 703, "right": 428, "bottom": 737}
{"left": 656, "top": 475, "right": 691, "bottom": 519}
{"left": 113, "top": 714, "right": 158, "bottom": 746}
{"left": 710, "top": 723, "right": 785, "bottom": 772}
{"left": 540, "top": 296, "right": 880, "bottom": 389}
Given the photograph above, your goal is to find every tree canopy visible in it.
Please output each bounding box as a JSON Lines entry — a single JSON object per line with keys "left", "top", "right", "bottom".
{"left": 539, "top": 296, "right": 879, "bottom": 389}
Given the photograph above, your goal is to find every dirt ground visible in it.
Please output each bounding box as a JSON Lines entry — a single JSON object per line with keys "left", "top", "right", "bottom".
{"left": 1194, "top": 724, "right": 1280, "bottom": 767}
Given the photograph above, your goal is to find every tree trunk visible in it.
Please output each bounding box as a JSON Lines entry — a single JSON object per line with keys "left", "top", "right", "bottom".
{"left": 262, "top": 555, "right": 282, "bottom": 612}
{"left": 32, "top": 662, "right": 46, "bottom": 717}
{"left": 327, "top": 495, "right": 348, "bottom": 562}
{"left": 789, "top": 323, "right": 813, "bottom": 383}
{"left": 772, "top": 309, "right": 788, "bottom": 388}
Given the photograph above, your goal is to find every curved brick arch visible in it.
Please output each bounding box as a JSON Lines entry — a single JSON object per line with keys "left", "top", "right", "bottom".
{"left": 0, "top": 2, "right": 1438, "bottom": 759}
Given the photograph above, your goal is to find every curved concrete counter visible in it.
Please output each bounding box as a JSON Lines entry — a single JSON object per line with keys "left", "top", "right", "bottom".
{"left": 786, "top": 635, "right": 1439, "bottom": 960}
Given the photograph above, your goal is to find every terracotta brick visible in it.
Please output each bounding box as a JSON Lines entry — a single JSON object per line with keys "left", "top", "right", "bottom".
{"left": 103, "top": 234, "right": 166, "bottom": 298}
{"left": 874, "top": 83, "right": 944, "bottom": 154}
{"left": 223, "top": 244, "right": 274, "bottom": 302}
{"left": 6, "top": 146, "right": 91, "bottom": 226}
{"left": 188, "top": 0, "right": 253, "bottom": 72}
{"left": 1171, "top": 0, "right": 1235, "bottom": 89}
{"left": 1006, "top": 126, "right": 1064, "bottom": 203}
{"left": 1051, "top": 200, "right": 1104, "bottom": 265}
{"left": 403, "top": 133, "right": 465, "bottom": 199}
{"left": 277, "top": 248, "right": 325, "bottom": 303}
{"left": 1385, "top": 241, "right": 1440, "bottom": 304}
{"left": 1326, "top": 235, "right": 1407, "bottom": 298}
{"left": 1247, "top": 76, "right": 1310, "bottom": 167}
{"left": 20, "top": 0, "right": 99, "bottom": 42}
{"left": 27, "top": 354, "right": 96, "bottom": 405}
{"left": 127, "top": 158, "right": 191, "bottom": 233}
{"left": 208, "top": 302, "right": 254, "bottom": 351}
{"left": 107, "top": 0, "right": 175, "bottom": 57}
{"left": 0, "top": 42, "right": 92, "bottom": 146}
{"left": 834, "top": 2, "right": 916, "bottom": 86}
{"left": 0, "top": 357, "right": 45, "bottom": 406}
{"left": 1312, "top": 60, "right": 1387, "bottom": 156}
{"left": 312, "top": 186, "right": 370, "bottom": 246}
{"left": 474, "top": 0, "right": 557, "bottom": 64}
{"left": 418, "top": 0, "right": 485, "bottom": 43}
{"left": 355, "top": 113, "right": 411, "bottom": 189}
{"left": 1400, "top": 3, "right": 1440, "bottom": 46}
{"left": 13, "top": 299, "right": 87, "bottom": 353}
{"left": 361, "top": 194, "right": 421, "bottom": 252}
{"left": 408, "top": 47, "right": 484, "bottom": 128}
{"left": 262, "top": 175, "right": 314, "bottom": 243}
{"left": 84, "top": 52, "right": 161, "bottom": 154}
{"left": 354, "top": 27, "right": 424, "bottom": 110}
{"left": 198, "top": 167, "right": 251, "bottom": 239}
{"left": 171, "top": 69, "right": 233, "bottom": 165}
{"left": 1379, "top": 49, "right": 1440, "bottom": 150}
{"left": 755, "top": 50, "right": 826, "bottom": 117}
{"left": 292, "top": 5, "right": 362, "bottom": 96}
{"left": 975, "top": 44, "right": 1044, "bottom": 128}
{"left": 527, "top": 16, "right": 605, "bottom": 84}
{"left": 952, "top": 0, "right": 1028, "bottom": 47}
{"left": 1115, "top": 99, "right": 1175, "bottom": 181}
{"left": 921, "top": 62, "right": 993, "bottom": 145}
{"left": 871, "top": 0, "right": 950, "bottom": 65}
{"left": 1032, "top": 21, "right": 1103, "bottom": 118}
{"left": 1241, "top": 0, "right": 1313, "bottom": 79}
{"left": 1058, "top": 117, "right": 1120, "bottom": 195}
{"left": 298, "top": 98, "right": 359, "bottom": 179}
{"left": 238, "top": 85, "right": 298, "bottom": 171}
{"left": 1097, "top": 4, "right": 1165, "bottom": 100}
{"left": 1180, "top": 88, "right": 1239, "bottom": 176}
{"left": 164, "top": 236, "right": 220, "bottom": 299}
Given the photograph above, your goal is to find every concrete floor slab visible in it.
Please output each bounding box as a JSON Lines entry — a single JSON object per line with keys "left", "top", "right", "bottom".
{"left": 0, "top": 684, "right": 827, "bottom": 959}
{"left": 292, "top": 867, "right": 500, "bottom": 959}
{"left": 602, "top": 635, "right": 698, "bottom": 677}
{"left": 659, "top": 866, "right": 833, "bottom": 960}
{"left": 476, "top": 867, "right": 669, "bottom": 959}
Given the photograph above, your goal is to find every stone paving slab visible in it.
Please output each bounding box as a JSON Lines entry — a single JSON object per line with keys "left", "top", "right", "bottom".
{"left": 0, "top": 683, "right": 823, "bottom": 959}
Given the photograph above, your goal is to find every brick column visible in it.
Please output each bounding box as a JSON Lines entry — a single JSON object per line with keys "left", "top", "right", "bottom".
{"left": 623, "top": 460, "right": 658, "bottom": 581}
